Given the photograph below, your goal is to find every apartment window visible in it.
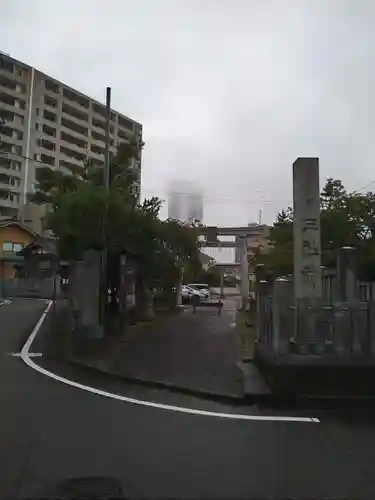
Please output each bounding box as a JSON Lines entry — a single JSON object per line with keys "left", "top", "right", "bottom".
{"left": 41, "top": 153, "right": 55, "bottom": 166}
{"left": 39, "top": 139, "right": 56, "bottom": 152}
{"left": 8, "top": 192, "right": 20, "bottom": 203}
{"left": 14, "top": 130, "right": 23, "bottom": 140}
{"left": 42, "top": 124, "right": 56, "bottom": 137}
{"left": 61, "top": 117, "right": 88, "bottom": 137}
{"left": 44, "top": 95, "right": 58, "bottom": 108}
{"left": 63, "top": 88, "right": 89, "bottom": 109}
{"left": 45, "top": 78, "right": 60, "bottom": 94}
{"left": 12, "top": 161, "right": 21, "bottom": 171}
{"left": 62, "top": 102, "right": 88, "bottom": 122}
{"left": 14, "top": 114, "right": 24, "bottom": 125}
{"left": 13, "top": 145, "right": 22, "bottom": 156}
{"left": 1, "top": 241, "right": 24, "bottom": 252}
{"left": 0, "top": 57, "right": 14, "bottom": 73}
{"left": 43, "top": 109, "right": 57, "bottom": 122}
{"left": 16, "top": 82, "right": 25, "bottom": 93}
{"left": 2, "top": 242, "right": 13, "bottom": 252}
{"left": 36, "top": 108, "right": 39, "bottom": 116}
{"left": 110, "top": 112, "right": 116, "bottom": 122}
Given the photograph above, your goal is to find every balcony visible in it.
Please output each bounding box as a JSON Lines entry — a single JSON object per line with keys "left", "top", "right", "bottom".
{"left": 41, "top": 123, "right": 57, "bottom": 138}
{"left": 60, "top": 145, "right": 86, "bottom": 164}
{"left": 60, "top": 131, "right": 87, "bottom": 150}
{"left": 0, "top": 92, "right": 26, "bottom": 113}
{"left": 117, "top": 127, "right": 131, "bottom": 141}
{"left": 118, "top": 115, "right": 134, "bottom": 131}
{"left": 92, "top": 116, "right": 106, "bottom": 133}
{"left": 0, "top": 125, "right": 23, "bottom": 142}
{"left": 0, "top": 74, "right": 26, "bottom": 95}
{"left": 0, "top": 189, "right": 20, "bottom": 207}
{"left": 44, "top": 78, "right": 60, "bottom": 94}
{"left": 90, "top": 144, "right": 104, "bottom": 157}
{"left": 0, "top": 163, "right": 22, "bottom": 176}
{"left": 63, "top": 88, "right": 89, "bottom": 109}
{"left": 87, "top": 156, "right": 104, "bottom": 168}
{"left": 62, "top": 102, "right": 88, "bottom": 123}
{"left": 0, "top": 172, "right": 21, "bottom": 190}
{"left": 61, "top": 117, "right": 88, "bottom": 137}
{"left": 38, "top": 138, "right": 56, "bottom": 152}
{"left": 40, "top": 153, "right": 55, "bottom": 167}
{"left": 44, "top": 95, "right": 58, "bottom": 109}
{"left": 91, "top": 129, "right": 106, "bottom": 144}
{"left": 43, "top": 109, "right": 58, "bottom": 124}
{"left": 0, "top": 56, "right": 15, "bottom": 74}
{"left": 59, "top": 159, "right": 82, "bottom": 174}
{"left": 0, "top": 139, "right": 23, "bottom": 157}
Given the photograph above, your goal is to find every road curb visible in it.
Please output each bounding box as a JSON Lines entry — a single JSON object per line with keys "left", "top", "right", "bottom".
{"left": 61, "top": 354, "right": 247, "bottom": 405}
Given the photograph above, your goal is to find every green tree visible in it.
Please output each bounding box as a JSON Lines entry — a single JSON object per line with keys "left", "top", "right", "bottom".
{"left": 29, "top": 139, "right": 201, "bottom": 302}
{"left": 252, "top": 178, "right": 375, "bottom": 279}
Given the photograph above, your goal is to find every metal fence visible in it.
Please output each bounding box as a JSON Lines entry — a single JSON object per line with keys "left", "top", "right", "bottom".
{"left": 0, "top": 275, "right": 65, "bottom": 299}
{"left": 257, "top": 297, "right": 375, "bottom": 356}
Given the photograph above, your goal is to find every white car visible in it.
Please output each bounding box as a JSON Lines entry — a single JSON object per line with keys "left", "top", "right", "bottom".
{"left": 181, "top": 285, "right": 205, "bottom": 301}
{"left": 187, "top": 283, "right": 211, "bottom": 300}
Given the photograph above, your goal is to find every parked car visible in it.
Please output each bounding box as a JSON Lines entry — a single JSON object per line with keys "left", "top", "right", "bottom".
{"left": 187, "top": 283, "right": 211, "bottom": 300}
{"left": 181, "top": 285, "right": 205, "bottom": 302}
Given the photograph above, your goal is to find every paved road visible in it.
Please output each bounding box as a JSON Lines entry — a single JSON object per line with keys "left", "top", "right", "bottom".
{"left": 67, "top": 297, "right": 244, "bottom": 398}
{"left": 2, "top": 300, "right": 375, "bottom": 498}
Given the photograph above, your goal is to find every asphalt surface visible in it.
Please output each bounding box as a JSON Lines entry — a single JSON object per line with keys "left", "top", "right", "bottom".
{"left": 66, "top": 297, "right": 244, "bottom": 398}
{"left": 2, "top": 300, "right": 375, "bottom": 498}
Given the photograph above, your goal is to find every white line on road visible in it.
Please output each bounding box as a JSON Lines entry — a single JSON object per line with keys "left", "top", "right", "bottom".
{"left": 21, "top": 301, "right": 320, "bottom": 423}
{"left": 9, "top": 352, "right": 43, "bottom": 357}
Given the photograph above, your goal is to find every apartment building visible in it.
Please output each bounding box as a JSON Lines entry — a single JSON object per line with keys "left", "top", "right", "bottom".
{"left": 167, "top": 180, "right": 203, "bottom": 224}
{"left": 0, "top": 52, "right": 142, "bottom": 232}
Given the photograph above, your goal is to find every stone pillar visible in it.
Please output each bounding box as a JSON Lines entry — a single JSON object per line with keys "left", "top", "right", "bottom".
{"left": 239, "top": 237, "right": 250, "bottom": 310}
{"left": 256, "top": 280, "right": 270, "bottom": 344}
{"left": 176, "top": 265, "right": 184, "bottom": 308}
{"left": 336, "top": 246, "right": 357, "bottom": 302}
{"left": 69, "top": 249, "right": 103, "bottom": 339}
{"left": 219, "top": 267, "right": 224, "bottom": 298}
{"left": 293, "top": 157, "right": 322, "bottom": 301}
{"left": 272, "top": 277, "right": 292, "bottom": 354}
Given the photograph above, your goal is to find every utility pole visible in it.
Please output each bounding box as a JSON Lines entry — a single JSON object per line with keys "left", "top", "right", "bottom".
{"left": 99, "top": 87, "right": 112, "bottom": 325}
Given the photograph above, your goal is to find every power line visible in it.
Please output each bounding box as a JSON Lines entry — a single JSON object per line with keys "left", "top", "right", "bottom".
{"left": 142, "top": 187, "right": 280, "bottom": 205}
{"left": 0, "top": 150, "right": 52, "bottom": 168}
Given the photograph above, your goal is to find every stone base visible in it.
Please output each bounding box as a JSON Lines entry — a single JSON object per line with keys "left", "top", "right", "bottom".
{"left": 255, "top": 342, "right": 375, "bottom": 398}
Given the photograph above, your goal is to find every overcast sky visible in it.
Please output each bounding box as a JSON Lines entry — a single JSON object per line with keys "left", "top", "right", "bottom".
{"left": 2, "top": 0, "right": 375, "bottom": 229}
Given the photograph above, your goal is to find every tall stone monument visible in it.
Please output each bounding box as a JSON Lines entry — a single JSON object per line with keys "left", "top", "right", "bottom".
{"left": 293, "top": 157, "right": 322, "bottom": 301}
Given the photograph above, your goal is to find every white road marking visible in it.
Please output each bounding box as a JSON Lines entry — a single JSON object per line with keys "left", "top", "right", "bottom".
{"left": 21, "top": 300, "right": 320, "bottom": 423}
{"left": 9, "top": 352, "right": 43, "bottom": 357}
{"left": 0, "top": 299, "right": 12, "bottom": 306}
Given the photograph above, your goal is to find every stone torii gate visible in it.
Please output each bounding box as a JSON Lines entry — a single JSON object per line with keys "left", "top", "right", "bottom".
{"left": 201, "top": 224, "right": 268, "bottom": 307}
